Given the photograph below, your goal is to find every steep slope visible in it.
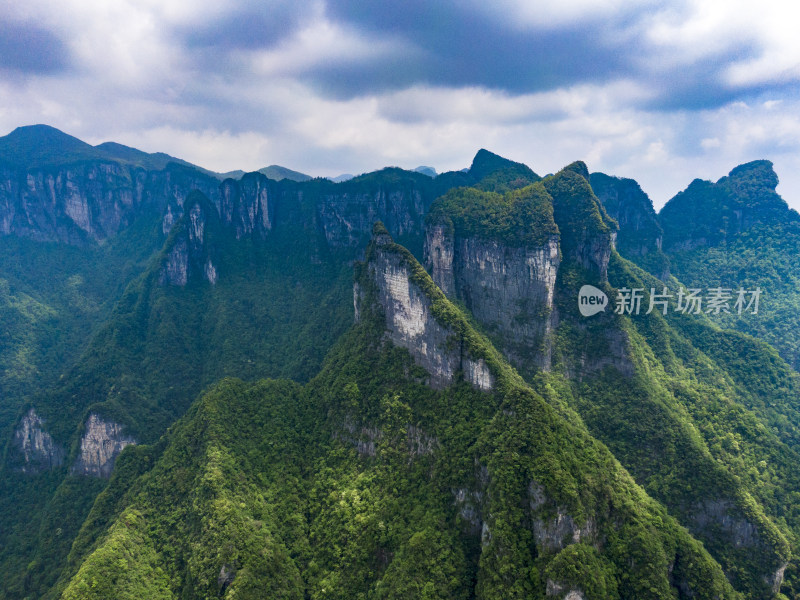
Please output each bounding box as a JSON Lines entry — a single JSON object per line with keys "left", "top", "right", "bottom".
{"left": 0, "top": 154, "right": 472, "bottom": 598}
{"left": 426, "top": 163, "right": 798, "bottom": 598}
{"left": 52, "top": 225, "right": 739, "bottom": 600}
{"left": 590, "top": 171, "right": 669, "bottom": 280}
{"left": 0, "top": 127, "right": 225, "bottom": 467}
{"left": 659, "top": 160, "right": 800, "bottom": 370}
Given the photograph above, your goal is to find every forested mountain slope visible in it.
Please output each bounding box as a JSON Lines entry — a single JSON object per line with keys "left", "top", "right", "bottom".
{"left": 0, "top": 128, "right": 535, "bottom": 599}
{"left": 3, "top": 126, "right": 800, "bottom": 598}
{"left": 51, "top": 226, "right": 741, "bottom": 600}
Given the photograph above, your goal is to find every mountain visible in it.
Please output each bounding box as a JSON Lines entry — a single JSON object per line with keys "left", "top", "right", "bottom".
{"left": 0, "top": 125, "right": 106, "bottom": 169}
{"left": 49, "top": 224, "right": 743, "bottom": 599}
{"left": 329, "top": 173, "right": 355, "bottom": 182}
{"left": 425, "top": 163, "right": 800, "bottom": 597}
{"left": 2, "top": 128, "right": 513, "bottom": 598}
{"left": 590, "top": 160, "right": 800, "bottom": 371}
{"left": 589, "top": 171, "right": 670, "bottom": 280}
{"left": 413, "top": 165, "right": 437, "bottom": 177}
{"left": 3, "top": 126, "right": 800, "bottom": 598}
{"left": 257, "top": 164, "right": 312, "bottom": 182}
{"left": 656, "top": 161, "right": 800, "bottom": 370}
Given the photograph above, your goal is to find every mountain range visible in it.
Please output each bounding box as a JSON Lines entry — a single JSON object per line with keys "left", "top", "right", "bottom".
{"left": 2, "top": 125, "right": 800, "bottom": 599}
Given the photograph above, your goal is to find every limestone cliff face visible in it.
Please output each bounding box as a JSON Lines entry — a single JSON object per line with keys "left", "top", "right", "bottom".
{"left": 545, "top": 167, "right": 616, "bottom": 281}
{"left": 218, "top": 172, "right": 273, "bottom": 239}
{"left": 159, "top": 192, "right": 219, "bottom": 286}
{"left": 319, "top": 185, "right": 427, "bottom": 249}
{"left": 528, "top": 481, "right": 595, "bottom": 551}
{"left": 357, "top": 227, "right": 494, "bottom": 391}
{"left": 12, "top": 408, "right": 65, "bottom": 473}
{"left": 691, "top": 498, "right": 788, "bottom": 594}
{"left": 425, "top": 224, "right": 560, "bottom": 371}
{"left": 71, "top": 413, "right": 136, "bottom": 478}
{"left": 0, "top": 161, "right": 219, "bottom": 245}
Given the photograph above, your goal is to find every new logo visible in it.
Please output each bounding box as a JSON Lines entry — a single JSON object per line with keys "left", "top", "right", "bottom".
{"left": 578, "top": 285, "right": 608, "bottom": 317}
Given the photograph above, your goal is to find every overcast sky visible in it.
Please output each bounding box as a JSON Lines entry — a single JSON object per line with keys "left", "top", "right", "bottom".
{"left": 2, "top": 0, "right": 800, "bottom": 210}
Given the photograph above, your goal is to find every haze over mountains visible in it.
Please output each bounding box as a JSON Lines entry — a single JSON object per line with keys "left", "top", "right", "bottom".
{"left": 2, "top": 125, "right": 800, "bottom": 599}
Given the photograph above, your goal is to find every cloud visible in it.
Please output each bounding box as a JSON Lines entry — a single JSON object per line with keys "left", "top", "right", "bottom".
{"left": 1, "top": 0, "right": 800, "bottom": 212}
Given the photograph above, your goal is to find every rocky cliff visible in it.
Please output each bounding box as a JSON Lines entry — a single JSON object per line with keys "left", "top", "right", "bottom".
{"left": 424, "top": 167, "right": 621, "bottom": 376}
{"left": 159, "top": 190, "right": 220, "bottom": 286}
{"left": 70, "top": 413, "right": 136, "bottom": 478}
{"left": 590, "top": 172, "right": 670, "bottom": 280}
{"left": 425, "top": 221, "right": 560, "bottom": 371}
{"left": 217, "top": 172, "right": 274, "bottom": 239}
{"left": 318, "top": 180, "right": 427, "bottom": 249}
{"left": 357, "top": 223, "right": 495, "bottom": 391}
{"left": 544, "top": 165, "right": 616, "bottom": 280}
{"left": 0, "top": 125, "right": 221, "bottom": 245}
{"left": 0, "top": 160, "right": 219, "bottom": 246}
{"left": 11, "top": 408, "right": 65, "bottom": 473}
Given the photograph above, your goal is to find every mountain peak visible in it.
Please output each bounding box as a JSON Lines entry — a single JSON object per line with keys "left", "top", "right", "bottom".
{"left": 468, "top": 149, "right": 518, "bottom": 180}
{"left": 258, "top": 164, "right": 311, "bottom": 182}
{"left": 723, "top": 159, "right": 779, "bottom": 193}
{"left": 0, "top": 124, "right": 100, "bottom": 167}
{"left": 562, "top": 160, "right": 590, "bottom": 181}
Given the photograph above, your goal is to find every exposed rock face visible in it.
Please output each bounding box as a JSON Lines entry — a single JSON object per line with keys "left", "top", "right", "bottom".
{"left": 218, "top": 172, "right": 273, "bottom": 239}
{"left": 424, "top": 224, "right": 455, "bottom": 296}
{"left": 319, "top": 185, "right": 427, "bottom": 249}
{"left": 71, "top": 413, "right": 136, "bottom": 478}
{"left": 546, "top": 169, "right": 616, "bottom": 281}
{"left": 374, "top": 255, "right": 460, "bottom": 389}
{"left": 692, "top": 499, "right": 759, "bottom": 547}
{"left": 426, "top": 226, "right": 560, "bottom": 371}
{"left": 570, "top": 326, "right": 634, "bottom": 380}
{"left": 161, "top": 238, "right": 189, "bottom": 286}
{"left": 218, "top": 564, "right": 236, "bottom": 593}
{"left": 159, "top": 193, "right": 219, "bottom": 286}
{"left": 546, "top": 580, "right": 585, "bottom": 599}
{"left": 0, "top": 161, "right": 219, "bottom": 245}
{"left": 691, "top": 498, "right": 788, "bottom": 594}
{"left": 359, "top": 229, "right": 495, "bottom": 392}
{"left": 453, "top": 461, "right": 490, "bottom": 536}
{"left": 338, "top": 418, "right": 381, "bottom": 457}
{"left": 529, "top": 481, "right": 595, "bottom": 552}
{"left": 590, "top": 172, "right": 669, "bottom": 280}
{"left": 12, "top": 408, "right": 65, "bottom": 473}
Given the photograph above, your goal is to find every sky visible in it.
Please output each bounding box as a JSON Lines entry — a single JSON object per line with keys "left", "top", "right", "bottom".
{"left": 2, "top": 0, "right": 800, "bottom": 210}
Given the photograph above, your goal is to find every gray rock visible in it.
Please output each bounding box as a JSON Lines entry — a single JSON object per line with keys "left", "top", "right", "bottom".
{"left": 0, "top": 162, "right": 218, "bottom": 245}
{"left": 12, "top": 408, "right": 65, "bottom": 473}
{"left": 71, "top": 413, "right": 136, "bottom": 478}
{"left": 546, "top": 579, "right": 585, "bottom": 599}
{"left": 425, "top": 225, "right": 559, "bottom": 371}
{"left": 529, "top": 481, "right": 595, "bottom": 553}
{"left": 364, "top": 239, "right": 494, "bottom": 391}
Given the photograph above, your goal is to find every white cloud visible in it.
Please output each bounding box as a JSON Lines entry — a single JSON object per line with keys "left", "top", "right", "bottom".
{"left": 246, "top": 17, "right": 412, "bottom": 77}
{"left": 643, "top": 0, "right": 800, "bottom": 89}
{"left": 1, "top": 0, "right": 800, "bottom": 214}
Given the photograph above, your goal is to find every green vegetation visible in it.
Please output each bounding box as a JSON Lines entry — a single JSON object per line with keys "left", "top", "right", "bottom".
{"left": 50, "top": 240, "right": 741, "bottom": 599}
{"left": 429, "top": 164, "right": 800, "bottom": 597}
{"left": 659, "top": 160, "right": 800, "bottom": 368}
{"left": 428, "top": 183, "right": 559, "bottom": 247}
{"left": 590, "top": 171, "right": 670, "bottom": 279}
{"left": 4, "top": 137, "right": 800, "bottom": 599}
